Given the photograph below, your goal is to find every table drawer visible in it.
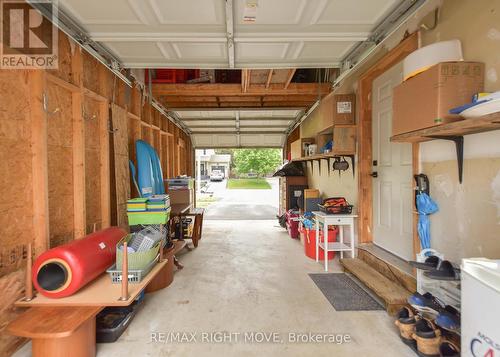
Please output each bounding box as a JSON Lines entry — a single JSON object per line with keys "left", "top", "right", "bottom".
{"left": 328, "top": 217, "right": 352, "bottom": 225}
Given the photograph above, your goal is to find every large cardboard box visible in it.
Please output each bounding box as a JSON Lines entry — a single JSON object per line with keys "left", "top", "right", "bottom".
{"left": 169, "top": 188, "right": 193, "bottom": 205}
{"left": 393, "top": 62, "right": 484, "bottom": 136}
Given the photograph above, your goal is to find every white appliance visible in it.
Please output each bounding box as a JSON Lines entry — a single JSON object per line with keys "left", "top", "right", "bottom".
{"left": 461, "top": 258, "right": 500, "bottom": 357}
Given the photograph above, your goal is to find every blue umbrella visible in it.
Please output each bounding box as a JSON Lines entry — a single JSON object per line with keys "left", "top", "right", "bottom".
{"left": 416, "top": 192, "right": 439, "bottom": 250}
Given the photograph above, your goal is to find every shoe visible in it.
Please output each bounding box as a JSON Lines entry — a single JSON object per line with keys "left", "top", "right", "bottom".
{"left": 413, "top": 319, "right": 442, "bottom": 357}
{"left": 410, "top": 255, "right": 441, "bottom": 271}
{"left": 395, "top": 306, "right": 417, "bottom": 349}
{"left": 435, "top": 306, "right": 460, "bottom": 333}
{"left": 439, "top": 341, "right": 460, "bottom": 357}
{"left": 424, "top": 261, "right": 460, "bottom": 281}
{"left": 408, "top": 292, "right": 445, "bottom": 316}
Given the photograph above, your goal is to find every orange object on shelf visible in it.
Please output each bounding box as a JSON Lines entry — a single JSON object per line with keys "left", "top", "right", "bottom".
{"left": 301, "top": 227, "right": 338, "bottom": 260}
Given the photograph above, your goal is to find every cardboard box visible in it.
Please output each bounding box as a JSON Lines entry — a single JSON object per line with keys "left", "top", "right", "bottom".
{"left": 393, "top": 62, "right": 484, "bottom": 136}
{"left": 304, "top": 189, "right": 320, "bottom": 199}
{"left": 168, "top": 188, "right": 193, "bottom": 205}
{"left": 333, "top": 126, "right": 356, "bottom": 153}
{"left": 333, "top": 94, "right": 356, "bottom": 125}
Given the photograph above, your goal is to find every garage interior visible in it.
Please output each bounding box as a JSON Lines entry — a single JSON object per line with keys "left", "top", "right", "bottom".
{"left": 1, "top": 0, "right": 500, "bottom": 356}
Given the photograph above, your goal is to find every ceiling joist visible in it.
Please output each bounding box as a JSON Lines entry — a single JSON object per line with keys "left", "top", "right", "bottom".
{"left": 160, "top": 101, "right": 316, "bottom": 109}
{"left": 284, "top": 69, "right": 296, "bottom": 89}
{"left": 265, "top": 69, "right": 274, "bottom": 89}
{"left": 153, "top": 83, "right": 330, "bottom": 97}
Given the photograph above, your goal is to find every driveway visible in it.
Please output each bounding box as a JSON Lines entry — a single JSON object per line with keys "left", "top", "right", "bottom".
{"left": 201, "top": 177, "right": 279, "bottom": 220}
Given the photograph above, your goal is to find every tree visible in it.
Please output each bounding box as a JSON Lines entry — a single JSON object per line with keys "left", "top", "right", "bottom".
{"left": 233, "top": 148, "right": 282, "bottom": 176}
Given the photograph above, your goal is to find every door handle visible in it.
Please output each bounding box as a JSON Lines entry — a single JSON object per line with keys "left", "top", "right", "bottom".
{"left": 370, "top": 172, "right": 378, "bottom": 178}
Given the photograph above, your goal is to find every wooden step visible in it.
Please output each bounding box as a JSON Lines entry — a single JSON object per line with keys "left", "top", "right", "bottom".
{"left": 340, "top": 258, "right": 412, "bottom": 315}
{"left": 357, "top": 244, "right": 417, "bottom": 293}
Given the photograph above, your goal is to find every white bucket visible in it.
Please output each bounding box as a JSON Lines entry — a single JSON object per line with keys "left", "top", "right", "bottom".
{"left": 403, "top": 39, "right": 463, "bottom": 81}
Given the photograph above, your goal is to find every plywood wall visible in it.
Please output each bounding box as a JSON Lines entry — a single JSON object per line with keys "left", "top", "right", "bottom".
{"left": 112, "top": 104, "right": 130, "bottom": 230}
{"left": 84, "top": 97, "right": 102, "bottom": 233}
{"left": 47, "top": 82, "right": 75, "bottom": 247}
{"left": 0, "top": 24, "right": 193, "bottom": 356}
{"left": 0, "top": 70, "right": 36, "bottom": 356}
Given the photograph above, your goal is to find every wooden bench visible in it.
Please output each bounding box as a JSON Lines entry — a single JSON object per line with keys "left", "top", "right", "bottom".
{"left": 8, "top": 306, "right": 102, "bottom": 357}
{"left": 179, "top": 207, "right": 205, "bottom": 248}
{"left": 190, "top": 207, "right": 205, "bottom": 247}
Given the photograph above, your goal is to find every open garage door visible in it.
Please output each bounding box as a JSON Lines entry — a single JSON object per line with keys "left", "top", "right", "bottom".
{"left": 177, "top": 109, "right": 302, "bottom": 148}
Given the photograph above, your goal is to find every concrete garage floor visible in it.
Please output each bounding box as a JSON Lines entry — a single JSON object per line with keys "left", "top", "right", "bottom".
{"left": 203, "top": 178, "right": 279, "bottom": 220}
{"left": 14, "top": 220, "right": 413, "bottom": 357}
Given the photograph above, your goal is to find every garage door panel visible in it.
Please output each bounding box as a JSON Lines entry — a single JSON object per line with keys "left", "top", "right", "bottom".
{"left": 192, "top": 134, "right": 238, "bottom": 147}
{"left": 239, "top": 134, "right": 284, "bottom": 147}
{"left": 192, "top": 133, "right": 284, "bottom": 148}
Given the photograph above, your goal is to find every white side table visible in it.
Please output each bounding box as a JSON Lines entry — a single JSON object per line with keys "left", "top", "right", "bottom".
{"left": 312, "top": 211, "right": 358, "bottom": 272}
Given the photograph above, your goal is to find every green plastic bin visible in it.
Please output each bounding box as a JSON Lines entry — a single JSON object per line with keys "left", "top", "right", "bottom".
{"left": 127, "top": 209, "right": 171, "bottom": 226}
{"left": 115, "top": 234, "right": 162, "bottom": 270}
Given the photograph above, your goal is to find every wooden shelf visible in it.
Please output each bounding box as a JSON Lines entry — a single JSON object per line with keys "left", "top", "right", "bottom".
{"left": 15, "top": 260, "right": 168, "bottom": 307}
{"left": 391, "top": 112, "right": 500, "bottom": 143}
{"left": 291, "top": 151, "right": 355, "bottom": 162}
{"left": 334, "top": 124, "right": 357, "bottom": 128}
{"left": 391, "top": 112, "right": 500, "bottom": 184}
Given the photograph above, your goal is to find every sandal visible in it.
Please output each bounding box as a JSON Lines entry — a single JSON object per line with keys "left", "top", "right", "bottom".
{"left": 395, "top": 306, "right": 418, "bottom": 349}
{"left": 439, "top": 340, "right": 460, "bottom": 357}
{"left": 410, "top": 255, "right": 441, "bottom": 271}
{"left": 435, "top": 306, "right": 460, "bottom": 333}
{"left": 413, "top": 319, "right": 442, "bottom": 357}
{"left": 424, "top": 261, "right": 460, "bottom": 281}
{"left": 408, "top": 292, "right": 445, "bottom": 316}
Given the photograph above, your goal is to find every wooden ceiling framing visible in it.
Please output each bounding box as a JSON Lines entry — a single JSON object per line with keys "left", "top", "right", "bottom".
{"left": 153, "top": 69, "right": 330, "bottom": 110}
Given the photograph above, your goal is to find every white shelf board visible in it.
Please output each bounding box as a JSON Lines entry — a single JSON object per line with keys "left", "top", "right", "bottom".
{"left": 318, "top": 242, "right": 352, "bottom": 251}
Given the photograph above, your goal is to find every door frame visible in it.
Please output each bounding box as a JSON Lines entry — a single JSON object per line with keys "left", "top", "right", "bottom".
{"left": 357, "top": 32, "right": 419, "bottom": 255}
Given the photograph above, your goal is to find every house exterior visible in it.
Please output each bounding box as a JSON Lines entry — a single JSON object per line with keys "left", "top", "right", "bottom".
{"left": 195, "top": 149, "right": 231, "bottom": 179}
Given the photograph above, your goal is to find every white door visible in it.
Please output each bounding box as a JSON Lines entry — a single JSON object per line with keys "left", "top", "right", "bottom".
{"left": 372, "top": 62, "right": 414, "bottom": 260}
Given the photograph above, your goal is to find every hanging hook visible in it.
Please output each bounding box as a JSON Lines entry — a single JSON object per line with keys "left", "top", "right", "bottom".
{"left": 108, "top": 117, "right": 118, "bottom": 134}
{"left": 420, "top": 8, "right": 439, "bottom": 31}
{"left": 42, "top": 93, "right": 60, "bottom": 116}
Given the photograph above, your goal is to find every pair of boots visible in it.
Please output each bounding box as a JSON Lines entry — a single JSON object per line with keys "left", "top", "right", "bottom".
{"left": 395, "top": 306, "right": 459, "bottom": 357}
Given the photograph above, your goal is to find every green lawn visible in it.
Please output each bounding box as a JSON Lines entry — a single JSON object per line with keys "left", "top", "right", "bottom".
{"left": 227, "top": 178, "right": 271, "bottom": 189}
{"left": 196, "top": 196, "right": 217, "bottom": 208}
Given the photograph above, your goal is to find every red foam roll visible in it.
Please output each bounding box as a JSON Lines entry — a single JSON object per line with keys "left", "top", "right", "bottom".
{"left": 32, "top": 227, "right": 126, "bottom": 298}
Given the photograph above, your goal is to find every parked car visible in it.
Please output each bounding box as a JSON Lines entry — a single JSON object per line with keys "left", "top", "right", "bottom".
{"left": 209, "top": 170, "right": 224, "bottom": 182}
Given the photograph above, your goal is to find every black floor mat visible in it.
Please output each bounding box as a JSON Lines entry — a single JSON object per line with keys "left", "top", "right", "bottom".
{"left": 309, "top": 273, "right": 384, "bottom": 311}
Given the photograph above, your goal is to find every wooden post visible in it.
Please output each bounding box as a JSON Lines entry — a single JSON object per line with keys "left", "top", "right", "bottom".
{"left": 25, "top": 243, "right": 33, "bottom": 301}
{"left": 356, "top": 32, "right": 419, "bottom": 244}
{"left": 72, "top": 47, "right": 86, "bottom": 238}
{"left": 99, "top": 100, "right": 111, "bottom": 228}
{"left": 119, "top": 242, "right": 129, "bottom": 301}
{"left": 29, "top": 70, "right": 49, "bottom": 253}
